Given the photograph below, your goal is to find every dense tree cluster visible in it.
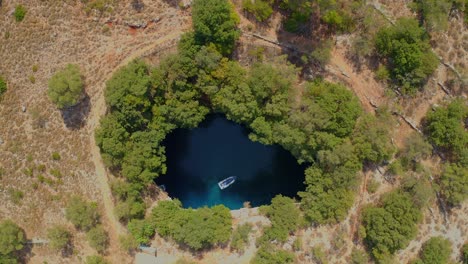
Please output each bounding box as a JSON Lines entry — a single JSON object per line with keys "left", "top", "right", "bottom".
{"left": 362, "top": 191, "right": 422, "bottom": 263}
{"left": 136, "top": 200, "right": 232, "bottom": 250}
{"left": 375, "top": 18, "right": 439, "bottom": 94}
{"left": 411, "top": 236, "right": 452, "bottom": 264}
{"left": 48, "top": 64, "right": 84, "bottom": 109}
{"left": 0, "top": 220, "right": 25, "bottom": 263}
{"left": 96, "top": 0, "right": 393, "bottom": 249}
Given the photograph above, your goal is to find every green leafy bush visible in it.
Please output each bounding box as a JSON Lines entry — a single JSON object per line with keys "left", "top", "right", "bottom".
{"left": 14, "top": 5, "right": 26, "bottom": 22}
{"left": 375, "top": 18, "right": 439, "bottom": 94}
{"left": 85, "top": 255, "right": 109, "bottom": 264}
{"left": 362, "top": 191, "right": 421, "bottom": 262}
{"left": 127, "top": 219, "right": 155, "bottom": 245}
{"left": 258, "top": 195, "right": 301, "bottom": 243}
{"left": 462, "top": 242, "right": 468, "bottom": 264}
{"left": 242, "top": 0, "right": 274, "bottom": 21}
{"left": 0, "top": 220, "right": 25, "bottom": 257}
{"left": 65, "top": 196, "right": 100, "bottom": 231}
{"left": 86, "top": 226, "right": 109, "bottom": 253}
{"left": 47, "top": 225, "right": 71, "bottom": 251}
{"left": 426, "top": 99, "right": 468, "bottom": 161}
{"left": 230, "top": 223, "right": 252, "bottom": 252}
{"left": 419, "top": 237, "right": 452, "bottom": 264}
{"left": 251, "top": 245, "right": 295, "bottom": 264}
{"left": 413, "top": 0, "right": 453, "bottom": 31}
{"left": 0, "top": 76, "right": 6, "bottom": 97}
{"left": 440, "top": 163, "right": 468, "bottom": 207}
{"left": 48, "top": 64, "right": 84, "bottom": 109}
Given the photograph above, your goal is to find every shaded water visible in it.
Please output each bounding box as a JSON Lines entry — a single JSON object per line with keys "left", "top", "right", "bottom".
{"left": 156, "top": 115, "right": 305, "bottom": 209}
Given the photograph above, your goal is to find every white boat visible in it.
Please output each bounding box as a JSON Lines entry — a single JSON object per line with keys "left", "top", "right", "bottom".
{"left": 218, "top": 176, "right": 236, "bottom": 190}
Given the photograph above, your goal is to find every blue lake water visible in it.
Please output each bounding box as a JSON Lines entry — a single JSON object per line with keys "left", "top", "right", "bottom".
{"left": 156, "top": 115, "right": 305, "bottom": 209}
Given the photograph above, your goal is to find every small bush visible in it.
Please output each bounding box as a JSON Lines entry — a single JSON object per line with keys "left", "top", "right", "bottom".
{"left": 14, "top": 5, "right": 26, "bottom": 22}
{"left": 118, "top": 234, "right": 138, "bottom": 252}
{"left": 32, "top": 65, "right": 39, "bottom": 72}
{"left": 8, "top": 189, "right": 24, "bottom": 204}
{"left": 86, "top": 226, "right": 109, "bottom": 253}
{"left": 47, "top": 225, "right": 71, "bottom": 251}
{"left": 230, "top": 223, "right": 252, "bottom": 252}
{"left": 367, "top": 179, "right": 380, "bottom": 194}
{"left": 351, "top": 248, "right": 369, "bottom": 264}
{"left": 85, "top": 255, "right": 109, "bottom": 264}
{"left": 0, "top": 76, "right": 6, "bottom": 97}
{"left": 65, "top": 196, "right": 100, "bottom": 231}
{"left": 242, "top": 0, "right": 273, "bottom": 22}
{"left": 51, "top": 152, "right": 61, "bottom": 161}
{"left": 29, "top": 75, "right": 35, "bottom": 84}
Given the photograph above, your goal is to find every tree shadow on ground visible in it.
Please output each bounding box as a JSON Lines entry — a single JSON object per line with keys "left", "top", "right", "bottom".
{"left": 60, "top": 93, "right": 91, "bottom": 130}
{"left": 16, "top": 242, "right": 33, "bottom": 263}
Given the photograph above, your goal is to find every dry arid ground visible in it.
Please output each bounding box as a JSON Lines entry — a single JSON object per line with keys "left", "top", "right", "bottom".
{"left": 0, "top": 0, "right": 466, "bottom": 263}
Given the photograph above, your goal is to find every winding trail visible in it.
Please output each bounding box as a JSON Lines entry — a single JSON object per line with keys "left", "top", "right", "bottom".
{"left": 86, "top": 30, "right": 184, "bottom": 237}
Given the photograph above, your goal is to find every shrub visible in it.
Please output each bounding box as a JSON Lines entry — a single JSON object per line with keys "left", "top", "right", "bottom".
{"left": 462, "top": 242, "right": 468, "bottom": 264}
{"left": 251, "top": 245, "right": 295, "bottom": 264}
{"left": 14, "top": 5, "right": 26, "bottom": 22}
{"left": 127, "top": 219, "right": 155, "bottom": 245}
{"left": 351, "top": 248, "right": 369, "bottom": 264}
{"left": 86, "top": 226, "right": 109, "bottom": 253}
{"left": 85, "top": 255, "right": 109, "bottom": 264}
{"left": 367, "top": 179, "right": 380, "bottom": 194}
{"left": 259, "top": 195, "right": 301, "bottom": 243}
{"left": 416, "top": 236, "right": 452, "bottom": 264}
{"left": 362, "top": 191, "right": 421, "bottom": 262}
{"left": 51, "top": 152, "right": 61, "bottom": 161}
{"left": 439, "top": 163, "right": 468, "bottom": 207}
{"left": 0, "top": 220, "right": 25, "bottom": 256}
{"left": 114, "top": 198, "right": 146, "bottom": 223}
{"left": 375, "top": 18, "right": 438, "bottom": 93}
{"left": 311, "top": 246, "right": 328, "bottom": 264}
{"left": 426, "top": 99, "right": 468, "bottom": 161}
{"left": 310, "top": 40, "right": 333, "bottom": 67}
{"left": 0, "top": 76, "right": 6, "bottom": 97}
{"left": 47, "top": 225, "right": 71, "bottom": 251}
{"left": 48, "top": 64, "right": 84, "bottom": 109}
{"left": 413, "top": 0, "right": 453, "bottom": 31}
{"left": 230, "top": 223, "right": 252, "bottom": 252}
{"left": 118, "top": 234, "right": 138, "bottom": 252}
{"left": 242, "top": 0, "right": 274, "bottom": 22}
{"left": 65, "top": 196, "right": 100, "bottom": 231}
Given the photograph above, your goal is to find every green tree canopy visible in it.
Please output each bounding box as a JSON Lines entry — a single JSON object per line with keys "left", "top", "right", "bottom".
{"left": 416, "top": 236, "right": 452, "bottom": 264}
{"left": 150, "top": 200, "right": 232, "bottom": 250}
{"left": 47, "top": 225, "right": 71, "bottom": 251}
{"left": 426, "top": 99, "right": 468, "bottom": 161}
{"left": 48, "top": 64, "right": 84, "bottom": 109}
{"left": 192, "top": 0, "right": 240, "bottom": 55}
{"left": 259, "top": 195, "right": 301, "bottom": 243}
{"left": 362, "top": 191, "right": 422, "bottom": 262}
{"left": 251, "top": 245, "right": 296, "bottom": 264}
{"left": 0, "top": 220, "right": 25, "bottom": 256}
{"left": 65, "top": 196, "right": 100, "bottom": 231}
{"left": 440, "top": 163, "right": 468, "bottom": 207}
{"left": 375, "top": 18, "right": 438, "bottom": 93}
{"left": 86, "top": 226, "right": 109, "bottom": 253}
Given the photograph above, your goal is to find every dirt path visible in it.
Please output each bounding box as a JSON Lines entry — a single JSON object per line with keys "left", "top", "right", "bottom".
{"left": 327, "top": 47, "right": 386, "bottom": 113}
{"left": 86, "top": 30, "right": 185, "bottom": 240}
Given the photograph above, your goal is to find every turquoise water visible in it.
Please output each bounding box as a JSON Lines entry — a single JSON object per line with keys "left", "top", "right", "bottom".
{"left": 156, "top": 115, "right": 305, "bottom": 209}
